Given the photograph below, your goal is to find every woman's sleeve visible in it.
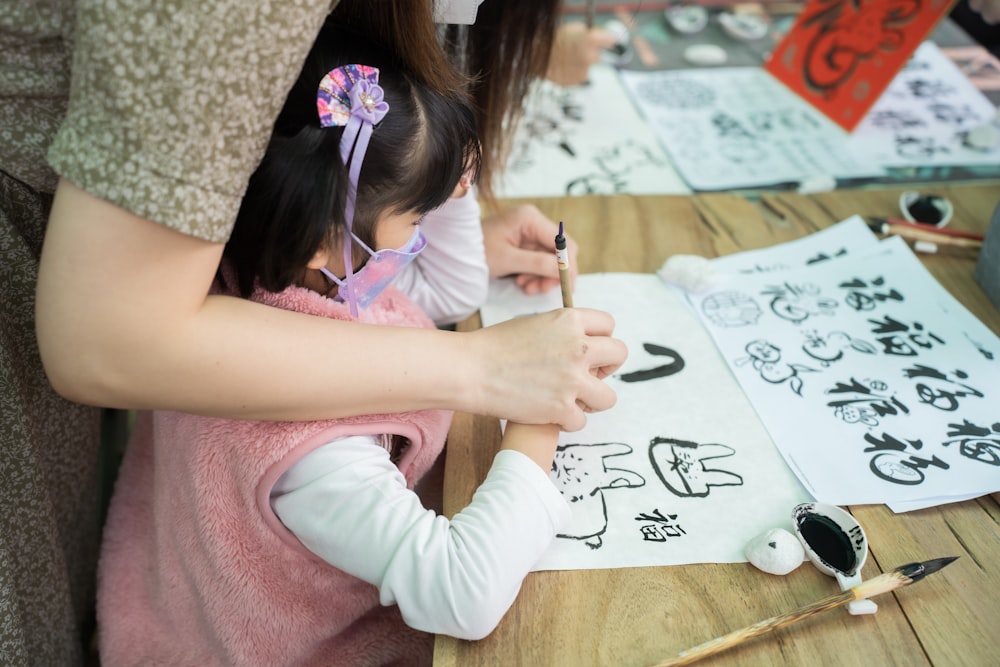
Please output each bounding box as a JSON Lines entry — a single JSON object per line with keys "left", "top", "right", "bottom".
{"left": 271, "top": 439, "right": 569, "bottom": 640}
{"left": 392, "top": 190, "right": 490, "bottom": 325}
{"left": 47, "top": 0, "right": 335, "bottom": 243}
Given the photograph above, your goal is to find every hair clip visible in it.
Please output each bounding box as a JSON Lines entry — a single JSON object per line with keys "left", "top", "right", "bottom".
{"left": 317, "top": 64, "right": 389, "bottom": 128}
{"left": 316, "top": 64, "right": 391, "bottom": 318}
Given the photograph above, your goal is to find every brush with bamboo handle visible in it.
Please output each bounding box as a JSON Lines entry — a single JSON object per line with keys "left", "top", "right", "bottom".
{"left": 652, "top": 556, "right": 958, "bottom": 667}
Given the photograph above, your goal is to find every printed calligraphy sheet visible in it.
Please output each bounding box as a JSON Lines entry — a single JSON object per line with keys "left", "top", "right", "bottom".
{"left": 681, "top": 225, "right": 1000, "bottom": 511}
{"left": 481, "top": 275, "right": 810, "bottom": 571}
{"left": 496, "top": 65, "right": 690, "bottom": 198}
{"left": 848, "top": 41, "right": 1000, "bottom": 168}
{"left": 617, "top": 66, "right": 883, "bottom": 191}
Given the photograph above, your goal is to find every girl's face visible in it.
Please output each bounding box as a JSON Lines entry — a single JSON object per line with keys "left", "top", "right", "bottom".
{"left": 302, "top": 208, "right": 423, "bottom": 294}
{"left": 373, "top": 208, "right": 424, "bottom": 252}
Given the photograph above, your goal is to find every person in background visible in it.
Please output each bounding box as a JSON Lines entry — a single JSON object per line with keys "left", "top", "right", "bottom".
{"left": 1, "top": 1, "right": 623, "bottom": 663}
{"left": 98, "top": 18, "right": 571, "bottom": 665}
{"left": 953, "top": 0, "right": 1000, "bottom": 58}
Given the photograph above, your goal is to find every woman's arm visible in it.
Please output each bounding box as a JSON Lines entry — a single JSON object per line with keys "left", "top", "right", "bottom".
{"left": 37, "top": 180, "right": 624, "bottom": 428}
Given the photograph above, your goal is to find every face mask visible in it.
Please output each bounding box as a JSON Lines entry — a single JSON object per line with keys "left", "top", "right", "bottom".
{"left": 433, "top": 0, "right": 485, "bottom": 24}
{"left": 320, "top": 226, "right": 426, "bottom": 309}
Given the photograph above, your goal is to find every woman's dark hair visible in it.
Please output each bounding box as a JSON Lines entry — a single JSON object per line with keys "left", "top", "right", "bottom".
{"left": 225, "top": 15, "right": 481, "bottom": 297}
{"left": 443, "top": 1, "right": 560, "bottom": 204}
{"left": 333, "top": 0, "right": 561, "bottom": 203}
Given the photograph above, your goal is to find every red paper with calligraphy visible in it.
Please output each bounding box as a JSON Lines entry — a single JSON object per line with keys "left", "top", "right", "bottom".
{"left": 764, "top": 0, "right": 957, "bottom": 131}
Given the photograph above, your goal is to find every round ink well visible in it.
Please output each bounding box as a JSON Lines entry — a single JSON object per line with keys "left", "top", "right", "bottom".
{"left": 792, "top": 502, "right": 878, "bottom": 615}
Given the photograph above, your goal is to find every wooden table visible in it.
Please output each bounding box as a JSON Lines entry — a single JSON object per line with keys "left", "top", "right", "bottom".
{"left": 434, "top": 182, "right": 1000, "bottom": 667}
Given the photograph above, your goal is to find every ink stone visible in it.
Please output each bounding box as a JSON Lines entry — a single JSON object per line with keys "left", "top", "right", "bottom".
{"left": 796, "top": 512, "right": 856, "bottom": 573}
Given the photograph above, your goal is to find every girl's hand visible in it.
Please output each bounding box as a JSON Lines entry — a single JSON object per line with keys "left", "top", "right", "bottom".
{"left": 501, "top": 422, "right": 561, "bottom": 471}
{"left": 482, "top": 204, "right": 578, "bottom": 295}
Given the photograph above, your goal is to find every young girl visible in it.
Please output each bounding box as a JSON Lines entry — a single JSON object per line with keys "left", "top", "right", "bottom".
{"left": 96, "top": 17, "right": 569, "bottom": 667}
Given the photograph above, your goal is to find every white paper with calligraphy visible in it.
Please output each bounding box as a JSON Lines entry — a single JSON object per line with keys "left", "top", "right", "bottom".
{"left": 617, "top": 67, "right": 884, "bottom": 190}
{"left": 848, "top": 41, "right": 1000, "bottom": 168}
{"left": 496, "top": 65, "right": 690, "bottom": 198}
{"left": 482, "top": 274, "right": 811, "bottom": 571}
{"left": 684, "top": 235, "right": 1000, "bottom": 508}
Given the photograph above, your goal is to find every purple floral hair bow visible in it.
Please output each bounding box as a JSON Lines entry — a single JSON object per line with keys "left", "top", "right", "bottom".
{"left": 317, "top": 64, "right": 389, "bottom": 128}
{"left": 315, "top": 64, "right": 391, "bottom": 318}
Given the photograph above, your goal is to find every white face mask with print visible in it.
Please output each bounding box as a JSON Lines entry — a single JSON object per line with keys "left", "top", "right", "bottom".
{"left": 433, "top": 0, "right": 485, "bottom": 24}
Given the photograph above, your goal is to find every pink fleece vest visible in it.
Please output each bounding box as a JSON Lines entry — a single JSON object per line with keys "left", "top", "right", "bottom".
{"left": 97, "top": 279, "right": 452, "bottom": 666}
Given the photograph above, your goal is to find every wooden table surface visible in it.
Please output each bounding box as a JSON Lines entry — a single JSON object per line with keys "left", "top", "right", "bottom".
{"left": 434, "top": 182, "right": 1000, "bottom": 667}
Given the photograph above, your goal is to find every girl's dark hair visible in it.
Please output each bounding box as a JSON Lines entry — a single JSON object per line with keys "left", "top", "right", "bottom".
{"left": 225, "top": 16, "right": 481, "bottom": 297}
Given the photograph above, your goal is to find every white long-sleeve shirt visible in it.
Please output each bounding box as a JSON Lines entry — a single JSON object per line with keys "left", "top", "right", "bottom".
{"left": 394, "top": 189, "right": 489, "bottom": 325}
{"left": 270, "top": 442, "right": 569, "bottom": 640}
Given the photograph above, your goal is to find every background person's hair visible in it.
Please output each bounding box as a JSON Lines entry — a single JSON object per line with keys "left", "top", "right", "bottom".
{"left": 443, "top": 1, "right": 560, "bottom": 203}
{"left": 225, "top": 15, "right": 481, "bottom": 297}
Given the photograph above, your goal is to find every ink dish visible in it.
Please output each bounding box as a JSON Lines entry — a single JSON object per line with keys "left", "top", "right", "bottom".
{"left": 792, "top": 502, "right": 878, "bottom": 615}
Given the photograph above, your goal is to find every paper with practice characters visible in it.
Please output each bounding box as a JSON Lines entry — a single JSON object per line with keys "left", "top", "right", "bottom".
{"left": 684, "top": 227, "right": 1000, "bottom": 510}
{"left": 847, "top": 41, "right": 1000, "bottom": 169}
{"left": 496, "top": 65, "right": 690, "bottom": 199}
{"left": 617, "top": 66, "right": 883, "bottom": 191}
{"left": 482, "top": 275, "right": 811, "bottom": 571}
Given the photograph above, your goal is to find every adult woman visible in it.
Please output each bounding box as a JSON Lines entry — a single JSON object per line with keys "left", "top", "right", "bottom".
{"left": 1, "top": 0, "right": 625, "bottom": 663}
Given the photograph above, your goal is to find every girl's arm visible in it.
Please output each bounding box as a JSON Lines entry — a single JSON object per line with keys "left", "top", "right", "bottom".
{"left": 271, "top": 434, "right": 569, "bottom": 640}
{"left": 393, "top": 189, "right": 489, "bottom": 325}
{"left": 36, "top": 180, "right": 625, "bottom": 429}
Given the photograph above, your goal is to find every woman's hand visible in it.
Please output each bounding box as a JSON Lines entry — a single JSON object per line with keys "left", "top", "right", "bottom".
{"left": 969, "top": 0, "right": 1000, "bottom": 22}
{"left": 465, "top": 307, "right": 627, "bottom": 432}
{"left": 482, "top": 203, "right": 578, "bottom": 295}
{"left": 545, "top": 22, "right": 617, "bottom": 87}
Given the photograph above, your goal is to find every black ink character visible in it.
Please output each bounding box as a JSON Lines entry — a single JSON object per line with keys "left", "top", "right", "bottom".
{"left": 903, "top": 364, "right": 984, "bottom": 412}
{"left": 894, "top": 134, "right": 951, "bottom": 159}
{"left": 805, "top": 247, "right": 849, "bottom": 265}
{"left": 635, "top": 509, "right": 687, "bottom": 542}
{"left": 748, "top": 108, "right": 821, "bottom": 133}
{"left": 866, "top": 109, "right": 925, "bottom": 131}
{"left": 864, "top": 431, "right": 950, "bottom": 485}
{"left": 929, "top": 103, "right": 981, "bottom": 128}
{"left": 761, "top": 281, "right": 838, "bottom": 323}
{"left": 648, "top": 437, "right": 743, "bottom": 497}
{"left": 550, "top": 442, "right": 645, "bottom": 549}
{"left": 802, "top": 329, "right": 877, "bottom": 366}
{"left": 838, "top": 276, "right": 904, "bottom": 312}
{"left": 618, "top": 343, "right": 685, "bottom": 383}
{"left": 869, "top": 316, "right": 945, "bottom": 356}
{"left": 944, "top": 420, "right": 1000, "bottom": 466}
{"left": 700, "top": 291, "right": 762, "bottom": 328}
{"left": 906, "top": 78, "right": 956, "bottom": 100}
{"left": 566, "top": 139, "right": 669, "bottom": 195}
{"left": 964, "top": 332, "right": 996, "bottom": 361}
{"left": 827, "top": 377, "right": 909, "bottom": 427}
{"left": 736, "top": 339, "right": 818, "bottom": 396}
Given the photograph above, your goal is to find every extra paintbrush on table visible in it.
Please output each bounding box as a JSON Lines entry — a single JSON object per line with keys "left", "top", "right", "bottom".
{"left": 868, "top": 217, "right": 984, "bottom": 254}
{"left": 652, "top": 557, "right": 958, "bottom": 667}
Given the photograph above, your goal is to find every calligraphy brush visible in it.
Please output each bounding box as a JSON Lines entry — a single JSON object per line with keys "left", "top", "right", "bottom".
{"left": 585, "top": 0, "right": 596, "bottom": 29}
{"left": 652, "top": 557, "right": 958, "bottom": 667}
{"left": 868, "top": 217, "right": 985, "bottom": 242}
{"left": 555, "top": 220, "right": 574, "bottom": 308}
